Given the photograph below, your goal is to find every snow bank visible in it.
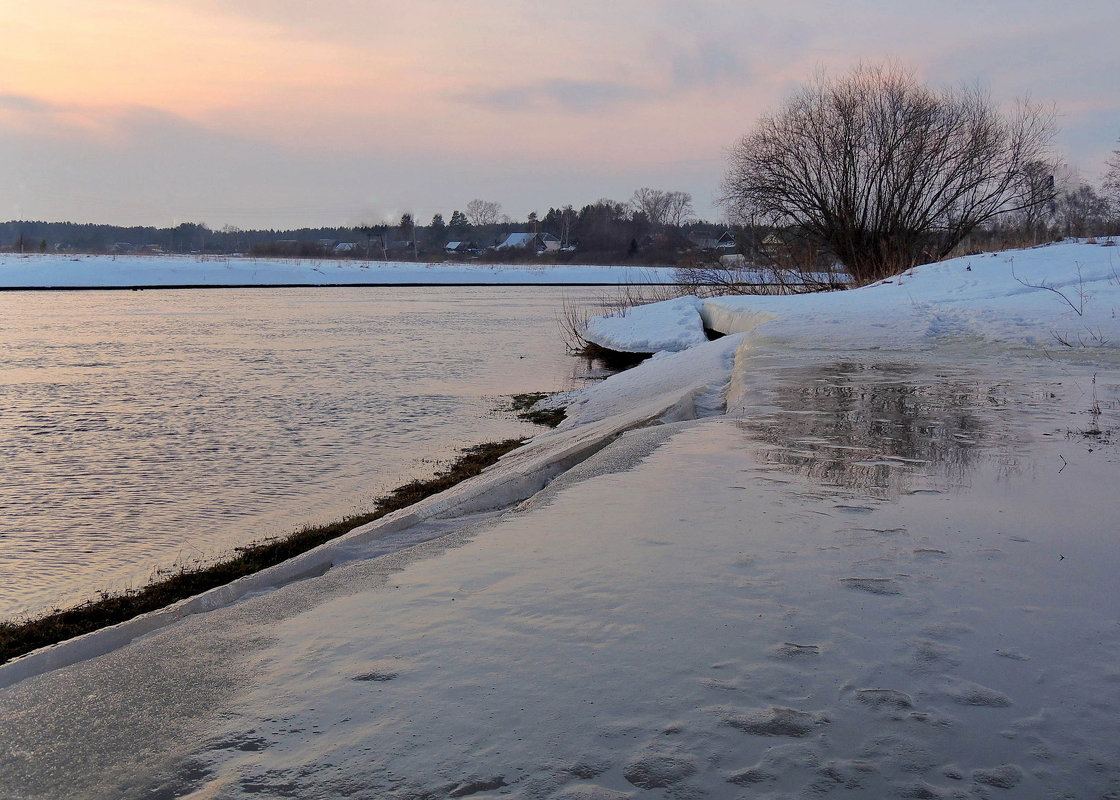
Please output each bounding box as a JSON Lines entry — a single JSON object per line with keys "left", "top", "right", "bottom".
{"left": 0, "top": 254, "right": 677, "bottom": 288}
{"left": 584, "top": 240, "right": 1120, "bottom": 354}
{"left": 583, "top": 295, "right": 708, "bottom": 353}
{"left": 704, "top": 240, "right": 1120, "bottom": 351}
{"left": 558, "top": 334, "right": 746, "bottom": 428}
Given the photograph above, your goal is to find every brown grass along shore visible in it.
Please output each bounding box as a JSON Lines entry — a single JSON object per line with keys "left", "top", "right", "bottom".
{"left": 0, "top": 396, "right": 566, "bottom": 665}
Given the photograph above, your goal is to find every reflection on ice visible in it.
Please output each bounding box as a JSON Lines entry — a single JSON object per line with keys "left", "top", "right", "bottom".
{"left": 735, "top": 360, "right": 1021, "bottom": 497}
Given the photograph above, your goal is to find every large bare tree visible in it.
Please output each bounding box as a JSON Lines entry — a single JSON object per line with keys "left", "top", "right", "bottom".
{"left": 631, "top": 188, "right": 694, "bottom": 229}
{"left": 664, "top": 191, "right": 695, "bottom": 228}
{"left": 721, "top": 65, "right": 1056, "bottom": 284}
{"left": 631, "top": 188, "right": 672, "bottom": 227}
{"left": 465, "top": 199, "right": 502, "bottom": 227}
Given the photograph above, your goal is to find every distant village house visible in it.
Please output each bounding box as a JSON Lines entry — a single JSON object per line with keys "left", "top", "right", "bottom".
{"left": 494, "top": 232, "right": 562, "bottom": 253}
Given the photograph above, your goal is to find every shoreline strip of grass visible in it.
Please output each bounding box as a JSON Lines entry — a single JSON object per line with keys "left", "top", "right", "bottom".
{"left": 0, "top": 437, "right": 530, "bottom": 666}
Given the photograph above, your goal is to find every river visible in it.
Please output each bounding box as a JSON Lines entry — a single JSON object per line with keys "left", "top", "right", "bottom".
{"left": 0, "top": 286, "right": 603, "bottom": 619}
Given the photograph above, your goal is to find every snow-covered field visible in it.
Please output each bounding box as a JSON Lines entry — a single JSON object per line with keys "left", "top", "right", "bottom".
{"left": 1, "top": 240, "right": 1119, "bottom": 799}
{"left": 0, "top": 254, "right": 676, "bottom": 287}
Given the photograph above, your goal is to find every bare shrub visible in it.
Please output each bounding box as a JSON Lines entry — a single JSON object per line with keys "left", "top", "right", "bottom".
{"left": 674, "top": 235, "right": 848, "bottom": 297}
{"left": 558, "top": 293, "right": 594, "bottom": 354}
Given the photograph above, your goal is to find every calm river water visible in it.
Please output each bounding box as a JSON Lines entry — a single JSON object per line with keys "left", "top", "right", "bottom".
{"left": 0, "top": 286, "right": 603, "bottom": 619}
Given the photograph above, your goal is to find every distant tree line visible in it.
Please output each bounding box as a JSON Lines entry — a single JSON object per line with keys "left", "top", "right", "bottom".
{"left": 4, "top": 84, "right": 1118, "bottom": 283}
{"left": 0, "top": 189, "right": 744, "bottom": 267}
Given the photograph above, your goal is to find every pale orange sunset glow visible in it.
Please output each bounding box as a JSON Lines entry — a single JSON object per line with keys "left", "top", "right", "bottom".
{"left": 4, "top": 1, "right": 372, "bottom": 115}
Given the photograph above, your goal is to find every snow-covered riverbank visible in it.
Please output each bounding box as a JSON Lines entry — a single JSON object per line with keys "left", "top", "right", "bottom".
{"left": 585, "top": 239, "right": 1120, "bottom": 354}
{"left": 1, "top": 240, "right": 1119, "bottom": 799}
{"left": 0, "top": 253, "right": 676, "bottom": 288}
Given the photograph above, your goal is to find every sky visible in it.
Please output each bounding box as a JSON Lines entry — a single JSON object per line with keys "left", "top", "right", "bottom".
{"left": 1, "top": 0, "right": 1118, "bottom": 230}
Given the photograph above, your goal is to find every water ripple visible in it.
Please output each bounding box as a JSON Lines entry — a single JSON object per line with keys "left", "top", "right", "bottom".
{"left": 0, "top": 286, "right": 597, "bottom": 618}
